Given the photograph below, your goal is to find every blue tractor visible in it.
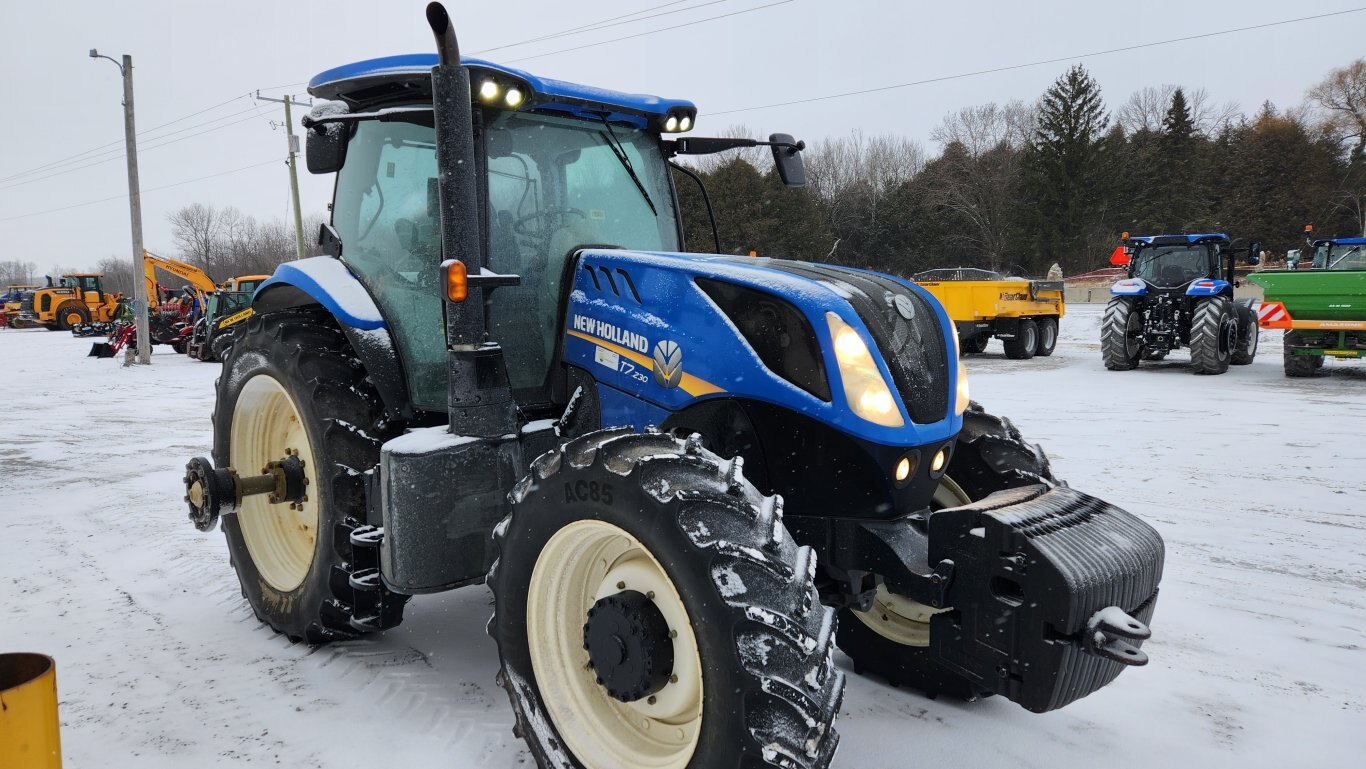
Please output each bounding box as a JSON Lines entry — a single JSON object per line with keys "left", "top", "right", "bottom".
{"left": 1102, "top": 233, "right": 1262, "bottom": 374}
{"left": 183, "top": 6, "right": 1164, "bottom": 768}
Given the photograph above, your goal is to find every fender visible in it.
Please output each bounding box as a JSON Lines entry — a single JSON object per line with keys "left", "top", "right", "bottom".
{"left": 253, "top": 256, "right": 415, "bottom": 421}
{"left": 1110, "top": 278, "right": 1148, "bottom": 296}
{"left": 1185, "top": 279, "right": 1231, "bottom": 297}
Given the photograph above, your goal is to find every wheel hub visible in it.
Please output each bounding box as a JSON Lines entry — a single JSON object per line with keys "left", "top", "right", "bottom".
{"left": 584, "top": 590, "right": 674, "bottom": 702}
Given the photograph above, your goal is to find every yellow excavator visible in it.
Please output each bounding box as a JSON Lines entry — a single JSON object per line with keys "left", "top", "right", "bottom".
{"left": 143, "top": 251, "right": 218, "bottom": 307}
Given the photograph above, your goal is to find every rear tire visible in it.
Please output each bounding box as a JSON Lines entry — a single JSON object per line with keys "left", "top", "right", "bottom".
{"left": 1282, "top": 331, "right": 1318, "bottom": 377}
{"left": 1189, "top": 296, "right": 1233, "bottom": 375}
{"left": 1102, "top": 297, "right": 1142, "bottom": 370}
{"left": 1231, "top": 305, "right": 1258, "bottom": 365}
{"left": 491, "top": 429, "right": 843, "bottom": 769}
{"left": 1034, "top": 317, "right": 1058, "bottom": 357}
{"left": 1003, "top": 318, "right": 1038, "bottom": 360}
{"left": 213, "top": 309, "right": 408, "bottom": 643}
{"left": 836, "top": 402, "right": 1056, "bottom": 701}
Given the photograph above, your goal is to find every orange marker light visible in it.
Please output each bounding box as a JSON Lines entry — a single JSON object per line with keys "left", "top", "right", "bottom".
{"left": 444, "top": 260, "right": 468, "bottom": 302}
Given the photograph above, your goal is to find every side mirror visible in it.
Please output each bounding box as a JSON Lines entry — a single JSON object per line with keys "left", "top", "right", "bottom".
{"left": 1246, "top": 241, "right": 1262, "bottom": 265}
{"left": 305, "top": 123, "right": 348, "bottom": 175}
{"left": 769, "top": 133, "right": 806, "bottom": 187}
{"left": 1109, "top": 245, "right": 1130, "bottom": 266}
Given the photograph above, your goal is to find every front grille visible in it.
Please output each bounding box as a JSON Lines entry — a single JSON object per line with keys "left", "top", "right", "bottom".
{"left": 20, "top": 297, "right": 35, "bottom": 314}
{"left": 728, "top": 260, "right": 950, "bottom": 423}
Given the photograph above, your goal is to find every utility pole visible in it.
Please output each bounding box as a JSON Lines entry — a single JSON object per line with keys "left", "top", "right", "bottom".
{"left": 256, "top": 93, "right": 311, "bottom": 260}
{"left": 91, "top": 49, "right": 151, "bottom": 365}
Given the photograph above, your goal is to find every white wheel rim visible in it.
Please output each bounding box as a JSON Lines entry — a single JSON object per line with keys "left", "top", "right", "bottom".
{"left": 526, "top": 520, "right": 703, "bottom": 769}
{"left": 852, "top": 477, "right": 972, "bottom": 647}
{"left": 230, "top": 375, "right": 318, "bottom": 592}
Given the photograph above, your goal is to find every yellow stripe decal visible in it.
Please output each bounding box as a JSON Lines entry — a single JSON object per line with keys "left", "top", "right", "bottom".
{"left": 220, "top": 307, "right": 254, "bottom": 328}
{"left": 566, "top": 329, "right": 723, "bottom": 397}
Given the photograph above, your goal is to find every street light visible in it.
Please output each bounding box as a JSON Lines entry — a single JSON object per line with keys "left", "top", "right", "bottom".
{"left": 89, "top": 48, "right": 151, "bottom": 365}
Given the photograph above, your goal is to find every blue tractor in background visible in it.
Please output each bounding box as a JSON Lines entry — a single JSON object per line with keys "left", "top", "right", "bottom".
{"left": 1102, "top": 233, "right": 1262, "bottom": 374}
{"left": 182, "top": 6, "right": 1165, "bottom": 768}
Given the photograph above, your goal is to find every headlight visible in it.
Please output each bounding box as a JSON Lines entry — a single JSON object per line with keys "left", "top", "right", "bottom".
{"left": 952, "top": 332, "right": 970, "bottom": 415}
{"left": 826, "top": 313, "right": 904, "bottom": 428}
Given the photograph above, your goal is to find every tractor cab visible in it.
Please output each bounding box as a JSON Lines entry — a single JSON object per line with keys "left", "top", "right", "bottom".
{"left": 297, "top": 54, "right": 800, "bottom": 415}
{"left": 1309, "top": 238, "right": 1366, "bottom": 271}
{"left": 1119, "top": 234, "right": 1229, "bottom": 290}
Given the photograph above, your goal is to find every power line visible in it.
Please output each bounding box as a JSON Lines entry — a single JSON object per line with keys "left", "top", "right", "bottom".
{"left": 473, "top": 1, "right": 726, "bottom": 55}
{"left": 0, "top": 158, "right": 283, "bottom": 223}
{"left": 0, "top": 110, "right": 271, "bottom": 192}
{"left": 707, "top": 6, "right": 1366, "bottom": 116}
{"left": 1, "top": 104, "right": 271, "bottom": 186}
{"left": 505, "top": 0, "right": 793, "bottom": 63}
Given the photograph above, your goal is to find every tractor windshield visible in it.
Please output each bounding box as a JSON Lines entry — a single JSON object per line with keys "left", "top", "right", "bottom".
{"left": 332, "top": 111, "right": 681, "bottom": 410}
{"left": 1311, "top": 243, "right": 1366, "bottom": 270}
{"left": 1131, "top": 244, "right": 1216, "bottom": 287}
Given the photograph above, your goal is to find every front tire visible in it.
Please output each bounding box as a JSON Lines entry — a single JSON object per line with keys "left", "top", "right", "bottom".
{"left": 1102, "top": 297, "right": 1142, "bottom": 370}
{"left": 1003, "top": 318, "right": 1038, "bottom": 360}
{"left": 213, "top": 309, "right": 408, "bottom": 643}
{"left": 491, "top": 429, "right": 843, "bottom": 769}
{"left": 836, "top": 403, "right": 1056, "bottom": 700}
{"left": 1190, "top": 296, "right": 1233, "bottom": 375}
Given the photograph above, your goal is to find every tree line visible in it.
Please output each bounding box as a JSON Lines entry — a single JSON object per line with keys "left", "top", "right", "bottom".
{"left": 673, "top": 59, "right": 1366, "bottom": 278}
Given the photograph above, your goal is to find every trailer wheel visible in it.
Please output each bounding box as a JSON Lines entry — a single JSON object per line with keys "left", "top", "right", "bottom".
{"left": 1282, "top": 331, "right": 1319, "bottom": 377}
{"left": 1034, "top": 317, "right": 1058, "bottom": 357}
{"left": 1231, "top": 307, "right": 1258, "bottom": 365}
{"left": 213, "top": 309, "right": 408, "bottom": 643}
{"left": 1102, "top": 297, "right": 1142, "bottom": 370}
{"left": 838, "top": 402, "right": 1056, "bottom": 700}
{"left": 1189, "top": 296, "right": 1233, "bottom": 375}
{"left": 962, "top": 334, "right": 989, "bottom": 354}
{"left": 491, "top": 429, "right": 843, "bottom": 769}
{"left": 1003, "top": 318, "right": 1038, "bottom": 359}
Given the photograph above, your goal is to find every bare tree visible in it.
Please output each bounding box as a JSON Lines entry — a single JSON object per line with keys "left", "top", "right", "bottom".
{"left": 94, "top": 256, "right": 137, "bottom": 296}
{"left": 1117, "top": 84, "right": 1239, "bottom": 136}
{"left": 169, "top": 203, "right": 222, "bottom": 274}
{"left": 931, "top": 100, "right": 1034, "bottom": 155}
{"left": 0, "top": 260, "right": 39, "bottom": 287}
{"left": 1307, "top": 58, "right": 1366, "bottom": 160}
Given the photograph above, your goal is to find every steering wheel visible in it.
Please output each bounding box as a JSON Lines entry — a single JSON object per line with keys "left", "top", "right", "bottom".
{"left": 513, "top": 206, "right": 586, "bottom": 237}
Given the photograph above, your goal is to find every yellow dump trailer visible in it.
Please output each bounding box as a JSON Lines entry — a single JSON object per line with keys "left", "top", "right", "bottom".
{"left": 913, "top": 268, "right": 1065, "bottom": 359}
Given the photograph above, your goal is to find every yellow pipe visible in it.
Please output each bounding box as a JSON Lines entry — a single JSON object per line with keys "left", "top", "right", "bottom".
{"left": 0, "top": 653, "right": 63, "bottom": 768}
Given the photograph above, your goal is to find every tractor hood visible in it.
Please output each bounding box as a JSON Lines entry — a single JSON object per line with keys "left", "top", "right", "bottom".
{"left": 561, "top": 249, "right": 963, "bottom": 448}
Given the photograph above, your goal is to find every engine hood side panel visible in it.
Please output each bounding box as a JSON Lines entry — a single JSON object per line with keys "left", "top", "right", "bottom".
{"left": 562, "top": 249, "right": 961, "bottom": 447}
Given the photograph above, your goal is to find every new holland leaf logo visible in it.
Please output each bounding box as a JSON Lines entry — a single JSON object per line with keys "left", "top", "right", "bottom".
{"left": 652, "top": 340, "right": 683, "bottom": 389}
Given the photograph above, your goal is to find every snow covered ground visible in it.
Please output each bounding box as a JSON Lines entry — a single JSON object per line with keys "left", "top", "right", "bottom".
{"left": 2, "top": 304, "right": 1363, "bottom": 768}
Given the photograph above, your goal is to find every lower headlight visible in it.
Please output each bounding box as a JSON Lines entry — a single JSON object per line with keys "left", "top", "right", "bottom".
{"left": 826, "top": 313, "right": 904, "bottom": 428}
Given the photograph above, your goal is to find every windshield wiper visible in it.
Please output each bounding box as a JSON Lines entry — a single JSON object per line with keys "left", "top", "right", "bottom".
{"left": 598, "top": 118, "right": 657, "bottom": 217}
{"left": 1329, "top": 245, "right": 1360, "bottom": 269}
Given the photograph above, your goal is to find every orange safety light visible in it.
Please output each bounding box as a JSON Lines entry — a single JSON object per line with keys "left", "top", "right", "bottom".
{"left": 444, "top": 259, "right": 468, "bottom": 302}
{"left": 1120, "top": 231, "right": 1130, "bottom": 240}
{"left": 748, "top": 250, "right": 757, "bottom": 257}
{"left": 1304, "top": 224, "right": 1314, "bottom": 233}
{"left": 1109, "top": 245, "right": 1130, "bottom": 266}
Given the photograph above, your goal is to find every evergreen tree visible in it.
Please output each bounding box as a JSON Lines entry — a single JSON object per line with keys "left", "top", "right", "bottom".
{"left": 1019, "top": 65, "right": 1111, "bottom": 273}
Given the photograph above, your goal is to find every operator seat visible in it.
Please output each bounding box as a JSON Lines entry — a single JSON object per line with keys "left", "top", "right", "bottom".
{"left": 1159, "top": 264, "right": 1189, "bottom": 286}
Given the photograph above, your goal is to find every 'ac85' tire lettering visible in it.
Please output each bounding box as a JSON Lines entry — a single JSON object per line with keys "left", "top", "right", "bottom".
{"left": 564, "top": 480, "right": 613, "bottom": 505}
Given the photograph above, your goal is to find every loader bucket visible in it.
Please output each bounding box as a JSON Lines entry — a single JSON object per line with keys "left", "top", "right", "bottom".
{"left": 0, "top": 653, "right": 63, "bottom": 768}
{"left": 89, "top": 342, "right": 115, "bottom": 358}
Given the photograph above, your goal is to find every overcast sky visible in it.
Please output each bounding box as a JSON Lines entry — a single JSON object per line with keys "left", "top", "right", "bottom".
{"left": 2, "top": 0, "right": 1361, "bottom": 275}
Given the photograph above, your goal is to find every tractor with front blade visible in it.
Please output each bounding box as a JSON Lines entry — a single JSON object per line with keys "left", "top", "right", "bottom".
{"left": 182, "top": 6, "right": 1165, "bottom": 768}
{"left": 1102, "top": 233, "right": 1262, "bottom": 374}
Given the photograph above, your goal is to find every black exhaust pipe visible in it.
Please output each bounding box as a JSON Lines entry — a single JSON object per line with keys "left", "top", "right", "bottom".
{"left": 425, "top": 2, "right": 516, "bottom": 438}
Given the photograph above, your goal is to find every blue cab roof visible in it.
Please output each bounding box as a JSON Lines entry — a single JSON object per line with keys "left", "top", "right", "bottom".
{"left": 308, "top": 53, "right": 694, "bottom": 127}
{"left": 1313, "top": 237, "right": 1366, "bottom": 246}
{"left": 1127, "top": 233, "right": 1230, "bottom": 245}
